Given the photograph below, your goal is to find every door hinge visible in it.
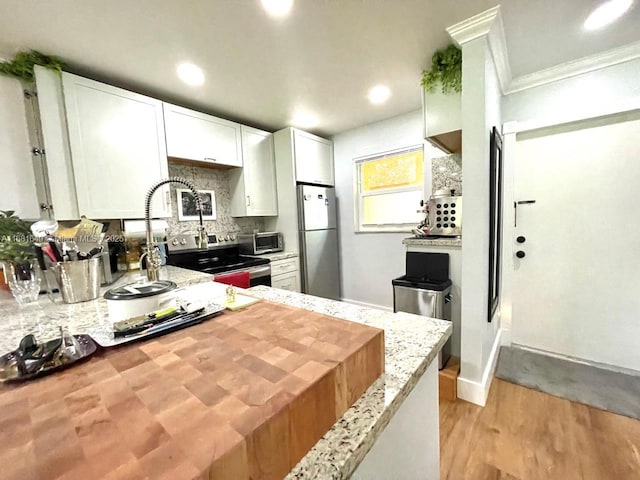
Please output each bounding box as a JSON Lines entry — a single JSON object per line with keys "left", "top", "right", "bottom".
{"left": 31, "top": 147, "right": 45, "bottom": 156}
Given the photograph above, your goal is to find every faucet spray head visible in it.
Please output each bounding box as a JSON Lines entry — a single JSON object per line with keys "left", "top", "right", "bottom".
{"left": 144, "top": 177, "right": 209, "bottom": 280}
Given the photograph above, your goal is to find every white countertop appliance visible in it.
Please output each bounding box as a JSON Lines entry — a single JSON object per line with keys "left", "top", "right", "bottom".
{"left": 238, "top": 232, "right": 283, "bottom": 255}
{"left": 419, "top": 190, "right": 462, "bottom": 237}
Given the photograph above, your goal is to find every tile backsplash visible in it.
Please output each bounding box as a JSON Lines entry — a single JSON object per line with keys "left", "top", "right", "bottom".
{"left": 166, "top": 163, "right": 265, "bottom": 236}
{"left": 432, "top": 154, "right": 462, "bottom": 195}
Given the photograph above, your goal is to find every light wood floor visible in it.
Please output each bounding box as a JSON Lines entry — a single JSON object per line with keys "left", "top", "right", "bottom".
{"left": 440, "top": 379, "right": 640, "bottom": 480}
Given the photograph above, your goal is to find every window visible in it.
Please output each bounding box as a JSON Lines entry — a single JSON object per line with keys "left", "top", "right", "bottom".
{"left": 354, "top": 145, "right": 424, "bottom": 232}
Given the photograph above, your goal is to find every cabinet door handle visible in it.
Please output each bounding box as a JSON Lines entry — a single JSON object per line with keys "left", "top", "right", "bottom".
{"left": 247, "top": 195, "right": 251, "bottom": 207}
{"left": 204, "top": 157, "right": 216, "bottom": 162}
{"left": 165, "top": 190, "right": 170, "bottom": 208}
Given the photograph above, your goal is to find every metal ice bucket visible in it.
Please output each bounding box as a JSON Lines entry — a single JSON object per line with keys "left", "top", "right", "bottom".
{"left": 50, "top": 258, "right": 101, "bottom": 304}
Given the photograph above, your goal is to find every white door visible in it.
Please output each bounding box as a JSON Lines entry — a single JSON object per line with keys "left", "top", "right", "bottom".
{"left": 164, "top": 103, "right": 242, "bottom": 167}
{"left": 512, "top": 111, "right": 640, "bottom": 371}
{"left": 62, "top": 73, "right": 171, "bottom": 219}
{"left": 293, "top": 129, "right": 334, "bottom": 186}
{"left": 242, "top": 126, "right": 278, "bottom": 216}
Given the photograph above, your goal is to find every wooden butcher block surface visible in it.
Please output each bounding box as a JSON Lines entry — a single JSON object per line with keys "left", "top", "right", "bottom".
{"left": 0, "top": 300, "right": 385, "bottom": 480}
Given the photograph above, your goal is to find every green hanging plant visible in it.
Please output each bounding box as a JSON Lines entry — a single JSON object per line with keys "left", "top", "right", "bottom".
{"left": 0, "top": 211, "right": 34, "bottom": 263}
{"left": 0, "top": 50, "right": 65, "bottom": 82}
{"left": 421, "top": 44, "right": 462, "bottom": 94}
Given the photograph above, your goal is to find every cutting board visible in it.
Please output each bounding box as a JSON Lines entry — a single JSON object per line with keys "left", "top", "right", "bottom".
{"left": 225, "top": 293, "right": 261, "bottom": 311}
{"left": 0, "top": 300, "right": 384, "bottom": 480}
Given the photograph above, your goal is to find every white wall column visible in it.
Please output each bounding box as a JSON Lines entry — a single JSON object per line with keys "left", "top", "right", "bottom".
{"left": 447, "top": 7, "right": 506, "bottom": 406}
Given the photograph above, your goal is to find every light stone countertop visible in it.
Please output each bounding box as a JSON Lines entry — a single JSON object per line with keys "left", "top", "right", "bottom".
{"left": 247, "top": 251, "right": 299, "bottom": 262}
{"left": 403, "top": 236, "right": 462, "bottom": 247}
{"left": 0, "top": 265, "right": 213, "bottom": 354}
{"left": 247, "top": 286, "right": 452, "bottom": 480}
{"left": 0, "top": 266, "right": 451, "bottom": 480}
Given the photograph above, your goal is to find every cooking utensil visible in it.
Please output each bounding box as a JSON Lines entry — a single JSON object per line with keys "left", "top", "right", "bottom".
{"left": 112, "top": 306, "right": 181, "bottom": 336}
{"left": 48, "top": 240, "right": 64, "bottom": 262}
{"left": 112, "top": 305, "right": 222, "bottom": 341}
{"left": 30, "top": 219, "right": 59, "bottom": 238}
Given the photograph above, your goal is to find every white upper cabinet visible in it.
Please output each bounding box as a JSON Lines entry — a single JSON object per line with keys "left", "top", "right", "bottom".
{"left": 61, "top": 72, "right": 171, "bottom": 219}
{"left": 35, "top": 66, "right": 80, "bottom": 220}
{"left": 229, "top": 126, "right": 278, "bottom": 217}
{"left": 292, "top": 129, "right": 334, "bottom": 186}
{"left": 163, "top": 103, "right": 242, "bottom": 167}
{"left": 0, "top": 76, "right": 40, "bottom": 219}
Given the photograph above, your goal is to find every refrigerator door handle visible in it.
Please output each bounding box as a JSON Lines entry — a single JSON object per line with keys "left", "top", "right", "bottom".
{"left": 298, "top": 232, "right": 309, "bottom": 293}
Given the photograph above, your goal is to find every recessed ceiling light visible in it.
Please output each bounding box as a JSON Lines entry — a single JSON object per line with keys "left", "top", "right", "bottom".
{"left": 176, "top": 62, "right": 205, "bottom": 86}
{"left": 367, "top": 85, "right": 391, "bottom": 105}
{"left": 584, "top": 0, "right": 634, "bottom": 30}
{"left": 290, "top": 109, "right": 318, "bottom": 129}
{"left": 261, "top": 0, "right": 294, "bottom": 17}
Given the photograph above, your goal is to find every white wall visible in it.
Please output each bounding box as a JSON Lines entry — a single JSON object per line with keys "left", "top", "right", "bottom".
{"left": 0, "top": 75, "right": 39, "bottom": 218}
{"left": 332, "top": 110, "right": 429, "bottom": 309}
{"left": 499, "top": 55, "right": 640, "bottom": 373}
{"left": 509, "top": 113, "right": 640, "bottom": 372}
{"left": 457, "top": 35, "right": 502, "bottom": 405}
{"left": 502, "top": 58, "right": 640, "bottom": 124}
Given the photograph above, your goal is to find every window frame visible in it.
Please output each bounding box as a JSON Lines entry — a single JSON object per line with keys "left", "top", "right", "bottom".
{"left": 353, "top": 144, "right": 425, "bottom": 233}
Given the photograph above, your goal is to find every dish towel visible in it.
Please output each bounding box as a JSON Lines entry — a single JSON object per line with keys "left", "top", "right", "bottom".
{"left": 214, "top": 271, "right": 251, "bottom": 289}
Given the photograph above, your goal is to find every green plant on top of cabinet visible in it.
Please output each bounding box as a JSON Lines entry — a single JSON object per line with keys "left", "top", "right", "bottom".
{"left": 229, "top": 126, "right": 278, "bottom": 217}
{"left": 35, "top": 67, "right": 172, "bottom": 219}
{"left": 163, "top": 103, "right": 242, "bottom": 167}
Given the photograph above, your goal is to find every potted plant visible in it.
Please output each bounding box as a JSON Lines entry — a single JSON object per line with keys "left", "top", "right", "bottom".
{"left": 421, "top": 44, "right": 462, "bottom": 95}
{"left": 421, "top": 45, "right": 462, "bottom": 143}
{"left": 0, "top": 50, "right": 64, "bottom": 82}
{"left": 0, "top": 211, "right": 38, "bottom": 301}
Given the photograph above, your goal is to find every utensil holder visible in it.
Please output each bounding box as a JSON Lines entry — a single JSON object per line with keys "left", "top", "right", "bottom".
{"left": 50, "top": 258, "right": 101, "bottom": 304}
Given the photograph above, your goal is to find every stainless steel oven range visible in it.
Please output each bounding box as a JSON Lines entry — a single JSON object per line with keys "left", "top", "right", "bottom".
{"left": 165, "top": 234, "right": 271, "bottom": 287}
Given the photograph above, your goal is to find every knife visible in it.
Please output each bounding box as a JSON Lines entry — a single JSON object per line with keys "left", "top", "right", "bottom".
{"left": 114, "top": 308, "right": 207, "bottom": 338}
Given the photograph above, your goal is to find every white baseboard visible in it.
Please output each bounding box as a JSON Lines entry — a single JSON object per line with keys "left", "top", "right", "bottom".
{"left": 340, "top": 297, "right": 393, "bottom": 312}
{"left": 457, "top": 327, "right": 503, "bottom": 407}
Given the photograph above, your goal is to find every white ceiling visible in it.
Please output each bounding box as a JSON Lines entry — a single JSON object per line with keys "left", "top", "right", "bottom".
{"left": 0, "top": 0, "right": 638, "bottom": 136}
{"left": 502, "top": 0, "right": 640, "bottom": 78}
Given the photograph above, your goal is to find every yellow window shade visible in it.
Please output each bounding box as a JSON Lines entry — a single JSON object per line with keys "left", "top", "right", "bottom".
{"left": 362, "top": 149, "right": 423, "bottom": 192}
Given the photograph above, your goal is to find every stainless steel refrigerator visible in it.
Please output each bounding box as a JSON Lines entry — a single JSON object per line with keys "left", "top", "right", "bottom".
{"left": 297, "top": 184, "right": 341, "bottom": 300}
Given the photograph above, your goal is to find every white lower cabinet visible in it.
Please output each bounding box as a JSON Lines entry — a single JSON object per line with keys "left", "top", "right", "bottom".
{"left": 270, "top": 256, "right": 300, "bottom": 292}
{"left": 271, "top": 271, "right": 300, "bottom": 292}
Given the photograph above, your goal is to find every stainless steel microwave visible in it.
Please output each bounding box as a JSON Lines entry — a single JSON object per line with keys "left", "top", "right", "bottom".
{"left": 238, "top": 232, "right": 284, "bottom": 255}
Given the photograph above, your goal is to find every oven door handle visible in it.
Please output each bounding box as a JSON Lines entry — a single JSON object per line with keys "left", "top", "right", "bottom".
{"left": 218, "top": 265, "right": 271, "bottom": 279}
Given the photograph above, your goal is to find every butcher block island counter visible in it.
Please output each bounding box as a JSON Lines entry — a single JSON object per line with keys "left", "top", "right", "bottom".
{"left": 0, "top": 266, "right": 451, "bottom": 480}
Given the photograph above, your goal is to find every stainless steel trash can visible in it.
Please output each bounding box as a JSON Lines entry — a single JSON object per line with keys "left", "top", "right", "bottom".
{"left": 392, "top": 276, "right": 452, "bottom": 369}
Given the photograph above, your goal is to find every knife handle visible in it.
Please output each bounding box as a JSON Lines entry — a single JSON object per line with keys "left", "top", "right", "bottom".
{"left": 34, "top": 246, "right": 47, "bottom": 271}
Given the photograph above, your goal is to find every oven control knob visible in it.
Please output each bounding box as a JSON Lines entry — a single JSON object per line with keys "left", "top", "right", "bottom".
{"left": 180, "top": 238, "right": 187, "bottom": 246}
{"left": 171, "top": 239, "right": 178, "bottom": 246}
{"left": 230, "top": 234, "right": 236, "bottom": 241}
{"left": 225, "top": 235, "right": 231, "bottom": 241}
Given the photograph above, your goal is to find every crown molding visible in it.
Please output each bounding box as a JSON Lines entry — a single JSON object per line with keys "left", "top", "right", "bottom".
{"left": 502, "top": 95, "right": 640, "bottom": 135}
{"left": 505, "top": 40, "right": 640, "bottom": 94}
{"left": 446, "top": 5, "right": 500, "bottom": 46}
{"left": 447, "top": 6, "right": 512, "bottom": 94}
{"left": 486, "top": 9, "right": 512, "bottom": 94}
